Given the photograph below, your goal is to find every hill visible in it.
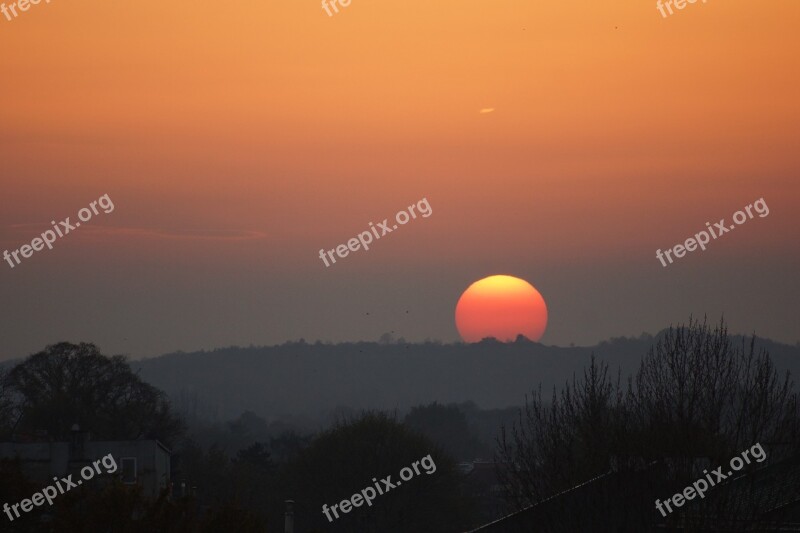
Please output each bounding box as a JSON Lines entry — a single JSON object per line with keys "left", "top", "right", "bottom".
{"left": 132, "top": 332, "right": 800, "bottom": 423}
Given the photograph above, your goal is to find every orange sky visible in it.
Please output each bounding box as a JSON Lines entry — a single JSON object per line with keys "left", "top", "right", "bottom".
{"left": 1, "top": 0, "right": 799, "bottom": 358}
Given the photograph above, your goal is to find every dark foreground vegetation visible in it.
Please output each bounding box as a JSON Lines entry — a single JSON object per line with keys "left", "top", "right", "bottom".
{"left": 1, "top": 318, "right": 798, "bottom": 531}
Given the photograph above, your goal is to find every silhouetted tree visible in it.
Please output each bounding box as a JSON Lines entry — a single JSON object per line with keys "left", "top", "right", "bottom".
{"left": 282, "top": 412, "right": 477, "bottom": 532}
{"left": 0, "top": 367, "right": 14, "bottom": 436}
{"left": 268, "top": 431, "right": 311, "bottom": 463}
{"left": 497, "top": 318, "right": 800, "bottom": 531}
{"left": 2, "top": 342, "right": 184, "bottom": 445}
{"left": 228, "top": 411, "right": 269, "bottom": 442}
{"left": 629, "top": 318, "right": 800, "bottom": 466}
{"left": 404, "top": 402, "right": 490, "bottom": 461}
{"left": 497, "top": 355, "right": 625, "bottom": 510}
{"left": 231, "top": 442, "right": 278, "bottom": 512}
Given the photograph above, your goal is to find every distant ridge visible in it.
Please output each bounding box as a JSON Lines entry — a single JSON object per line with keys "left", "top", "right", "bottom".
{"left": 131, "top": 333, "right": 800, "bottom": 423}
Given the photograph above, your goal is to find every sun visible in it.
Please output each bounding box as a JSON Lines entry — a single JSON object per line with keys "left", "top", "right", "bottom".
{"left": 455, "top": 275, "right": 548, "bottom": 343}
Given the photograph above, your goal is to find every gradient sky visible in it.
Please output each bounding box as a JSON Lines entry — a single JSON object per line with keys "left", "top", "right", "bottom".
{"left": 1, "top": 0, "right": 799, "bottom": 361}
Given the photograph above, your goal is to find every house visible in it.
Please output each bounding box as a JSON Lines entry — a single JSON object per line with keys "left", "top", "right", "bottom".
{"left": 0, "top": 426, "right": 171, "bottom": 498}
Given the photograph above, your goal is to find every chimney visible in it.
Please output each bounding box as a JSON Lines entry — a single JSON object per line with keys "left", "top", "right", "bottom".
{"left": 284, "top": 499, "right": 294, "bottom": 533}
